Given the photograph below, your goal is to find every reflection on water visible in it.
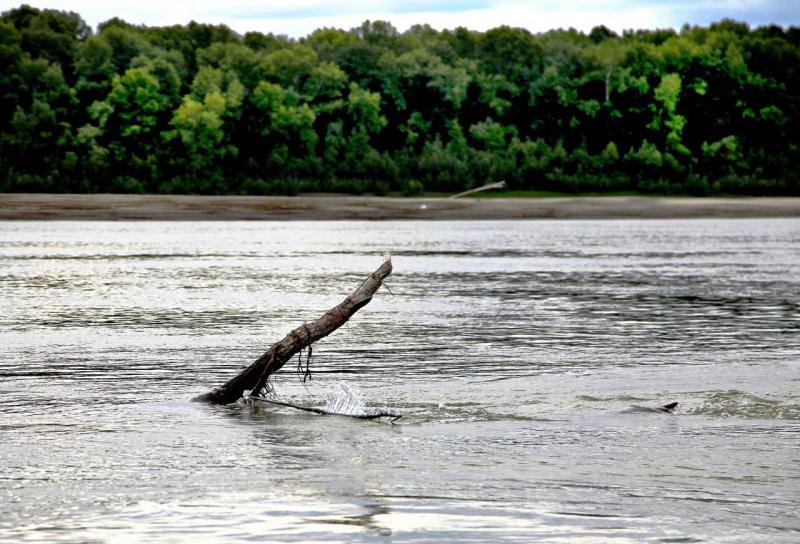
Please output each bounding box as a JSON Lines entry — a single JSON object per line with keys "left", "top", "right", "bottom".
{"left": 1, "top": 219, "right": 799, "bottom": 542}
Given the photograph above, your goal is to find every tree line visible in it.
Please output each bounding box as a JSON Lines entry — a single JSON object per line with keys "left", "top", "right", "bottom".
{"left": 1, "top": 5, "right": 798, "bottom": 196}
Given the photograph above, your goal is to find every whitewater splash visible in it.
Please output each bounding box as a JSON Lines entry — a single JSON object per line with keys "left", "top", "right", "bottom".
{"left": 245, "top": 381, "right": 400, "bottom": 421}
{"left": 324, "top": 382, "right": 368, "bottom": 417}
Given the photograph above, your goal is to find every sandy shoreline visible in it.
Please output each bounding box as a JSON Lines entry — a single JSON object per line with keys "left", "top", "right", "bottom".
{"left": 1, "top": 193, "right": 800, "bottom": 220}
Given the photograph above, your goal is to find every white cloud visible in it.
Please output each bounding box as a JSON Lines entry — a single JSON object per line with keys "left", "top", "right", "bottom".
{"left": 1, "top": 0, "right": 795, "bottom": 37}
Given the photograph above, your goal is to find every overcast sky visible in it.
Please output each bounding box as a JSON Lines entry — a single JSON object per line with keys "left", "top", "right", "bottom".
{"left": 3, "top": 1, "right": 798, "bottom": 37}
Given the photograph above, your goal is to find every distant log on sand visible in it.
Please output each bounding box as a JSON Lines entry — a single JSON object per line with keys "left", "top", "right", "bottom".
{"left": 448, "top": 180, "right": 506, "bottom": 199}
{"left": 193, "top": 253, "right": 393, "bottom": 405}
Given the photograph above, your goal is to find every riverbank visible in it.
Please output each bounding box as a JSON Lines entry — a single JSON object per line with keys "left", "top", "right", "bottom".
{"left": 1, "top": 193, "right": 800, "bottom": 220}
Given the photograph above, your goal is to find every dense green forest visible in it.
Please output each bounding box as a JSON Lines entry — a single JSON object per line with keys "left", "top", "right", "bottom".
{"left": 1, "top": 5, "right": 798, "bottom": 196}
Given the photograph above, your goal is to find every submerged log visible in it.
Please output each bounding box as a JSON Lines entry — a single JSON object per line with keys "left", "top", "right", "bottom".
{"left": 249, "top": 396, "right": 402, "bottom": 422}
{"left": 193, "top": 253, "right": 393, "bottom": 404}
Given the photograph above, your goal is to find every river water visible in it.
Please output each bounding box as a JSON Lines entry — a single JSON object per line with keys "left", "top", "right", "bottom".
{"left": 1, "top": 219, "right": 799, "bottom": 543}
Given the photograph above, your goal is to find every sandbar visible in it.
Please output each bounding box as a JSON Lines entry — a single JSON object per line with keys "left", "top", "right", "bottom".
{"left": 1, "top": 193, "right": 799, "bottom": 220}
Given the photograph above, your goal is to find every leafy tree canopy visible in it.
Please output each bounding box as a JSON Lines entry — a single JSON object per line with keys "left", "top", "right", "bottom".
{"left": 0, "top": 5, "right": 798, "bottom": 196}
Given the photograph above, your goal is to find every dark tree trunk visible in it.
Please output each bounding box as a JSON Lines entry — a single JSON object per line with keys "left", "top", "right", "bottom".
{"left": 193, "top": 253, "right": 393, "bottom": 404}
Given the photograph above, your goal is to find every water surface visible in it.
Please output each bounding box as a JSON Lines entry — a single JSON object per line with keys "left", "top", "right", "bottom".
{"left": 1, "top": 219, "right": 799, "bottom": 542}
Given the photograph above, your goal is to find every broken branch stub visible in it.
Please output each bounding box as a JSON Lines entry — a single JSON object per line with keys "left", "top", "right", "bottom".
{"left": 192, "top": 253, "right": 393, "bottom": 404}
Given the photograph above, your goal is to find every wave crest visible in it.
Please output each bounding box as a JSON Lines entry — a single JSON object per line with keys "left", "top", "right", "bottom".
{"left": 687, "top": 390, "right": 800, "bottom": 420}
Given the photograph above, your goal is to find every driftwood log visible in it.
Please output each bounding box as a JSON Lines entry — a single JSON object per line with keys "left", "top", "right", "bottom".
{"left": 448, "top": 180, "right": 505, "bottom": 199}
{"left": 193, "top": 252, "right": 393, "bottom": 404}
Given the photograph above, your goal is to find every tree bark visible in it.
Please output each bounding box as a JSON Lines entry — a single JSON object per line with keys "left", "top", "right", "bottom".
{"left": 193, "top": 253, "right": 393, "bottom": 404}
